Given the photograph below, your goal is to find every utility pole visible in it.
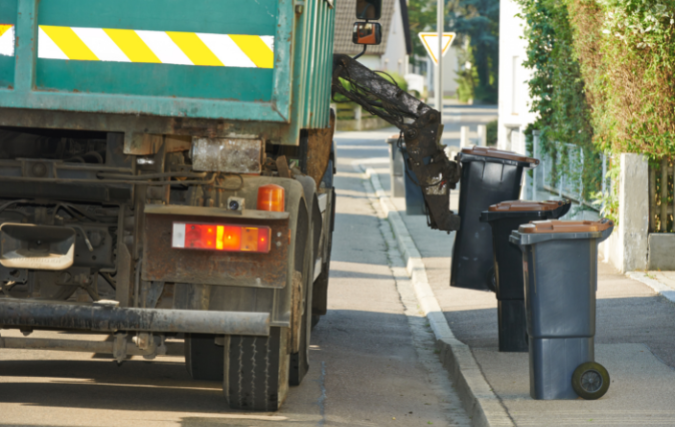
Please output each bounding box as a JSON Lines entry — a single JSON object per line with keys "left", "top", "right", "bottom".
{"left": 435, "top": 0, "right": 444, "bottom": 113}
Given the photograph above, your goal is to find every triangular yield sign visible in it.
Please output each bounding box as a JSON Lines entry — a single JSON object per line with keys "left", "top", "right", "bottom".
{"left": 418, "top": 32, "right": 456, "bottom": 65}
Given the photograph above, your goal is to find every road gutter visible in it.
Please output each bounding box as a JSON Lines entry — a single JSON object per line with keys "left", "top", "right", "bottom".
{"left": 359, "top": 164, "right": 514, "bottom": 427}
{"left": 626, "top": 272, "right": 675, "bottom": 304}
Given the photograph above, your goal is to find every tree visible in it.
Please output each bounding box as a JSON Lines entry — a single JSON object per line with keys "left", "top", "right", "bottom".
{"left": 448, "top": 0, "right": 499, "bottom": 103}
{"left": 408, "top": 0, "right": 437, "bottom": 66}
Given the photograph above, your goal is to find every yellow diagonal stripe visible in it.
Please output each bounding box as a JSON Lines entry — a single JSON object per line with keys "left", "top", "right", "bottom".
{"left": 229, "top": 35, "right": 274, "bottom": 69}
{"left": 166, "top": 32, "right": 223, "bottom": 67}
{"left": 0, "top": 25, "right": 12, "bottom": 38}
{"left": 41, "top": 25, "right": 98, "bottom": 61}
{"left": 103, "top": 28, "right": 161, "bottom": 63}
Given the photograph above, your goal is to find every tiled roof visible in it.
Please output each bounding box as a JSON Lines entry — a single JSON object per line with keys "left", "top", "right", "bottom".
{"left": 333, "top": 0, "right": 395, "bottom": 56}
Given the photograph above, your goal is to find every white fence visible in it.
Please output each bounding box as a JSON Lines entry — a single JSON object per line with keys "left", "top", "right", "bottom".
{"left": 530, "top": 131, "right": 607, "bottom": 211}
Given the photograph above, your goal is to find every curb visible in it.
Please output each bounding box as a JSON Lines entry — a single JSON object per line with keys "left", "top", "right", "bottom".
{"left": 627, "top": 272, "right": 675, "bottom": 304}
{"left": 361, "top": 165, "right": 514, "bottom": 427}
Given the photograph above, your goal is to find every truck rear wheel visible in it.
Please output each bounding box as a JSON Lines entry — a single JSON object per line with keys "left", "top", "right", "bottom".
{"left": 184, "top": 334, "right": 224, "bottom": 381}
{"left": 290, "top": 227, "right": 314, "bottom": 386}
{"left": 224, "top": 327, "right": 290, "bottom": 411}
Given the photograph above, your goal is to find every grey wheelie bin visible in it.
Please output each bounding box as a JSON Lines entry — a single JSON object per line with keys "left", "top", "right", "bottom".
{"left": 397, "top": 140, "right": 426, "bottom": 216}
{"left": 385, "top": 135, "right": 424, "bottom": 213}
{"left": 480, "top": 200, "right": 571, "bottom": 352}
{"left": 386, "top": 135, "right": 405, "bottom": 198}
{"left": 451, "top": 147, "right": 539, "bottom": 291}
{"left": 510, "top": 219, "right": 614, "bottom": 400}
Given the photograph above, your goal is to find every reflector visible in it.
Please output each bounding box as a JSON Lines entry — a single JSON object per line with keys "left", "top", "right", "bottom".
{"left": 172, "top": 223, "right": 271, "bottom": 253}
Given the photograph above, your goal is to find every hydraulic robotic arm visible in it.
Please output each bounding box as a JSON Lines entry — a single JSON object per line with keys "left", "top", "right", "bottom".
{"left": 332, "top": 54, "right": 461, "bottom": 232}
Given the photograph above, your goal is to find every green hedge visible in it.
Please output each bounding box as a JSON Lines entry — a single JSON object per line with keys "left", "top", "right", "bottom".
{"left": 518, "top": 0, "right": 675, "bottom": 159}
{"left": 516, "top": 0, "right": 603, "bottom": 202}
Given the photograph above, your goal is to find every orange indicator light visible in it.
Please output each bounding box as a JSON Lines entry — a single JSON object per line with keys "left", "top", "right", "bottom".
{"left": 257, "top": 184, "right": 286, "bottom": 212}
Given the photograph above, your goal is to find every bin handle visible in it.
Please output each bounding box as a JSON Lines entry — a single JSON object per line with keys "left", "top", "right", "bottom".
{"left": 509, "top": 232, "right": 523, "bottom": 249}
{"left": 598, "top": 218, "right": 614, "bottom": 243}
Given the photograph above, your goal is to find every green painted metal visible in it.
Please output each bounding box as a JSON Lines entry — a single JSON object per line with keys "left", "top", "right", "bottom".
{"left": 0, "top": 1, "right": 16, "bottom": 89}
{"left": 1, "top": 0, "right": 336, "bottom": 145}
{"left": 37, "top": 61, "right": 274, "bottom": 102}
{"left": 38, "top": 0, "right": 278, "bottom": 33}
{"left": 36, "top": 0, "right": 276, "bottom": 102}
{"left": 295, "top": 0, "right": 335, "bottom": 129}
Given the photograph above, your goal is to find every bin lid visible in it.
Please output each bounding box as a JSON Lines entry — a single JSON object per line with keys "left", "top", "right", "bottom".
{"left": 488, "top": 200, "right": 565, "bottom": 212}
{"left": 519, "top": 219, "right": 614, "bottom": 234}
{"left": 460, "top": 147, "right": 539, "bottom": 165}
{"left": 386, "top": 134, "right": 401, "bottom": 143}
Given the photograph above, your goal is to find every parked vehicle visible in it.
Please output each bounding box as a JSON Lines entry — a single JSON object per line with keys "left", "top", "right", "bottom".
{"left": 0, "top": 0, "right": 460, "bottom": 411}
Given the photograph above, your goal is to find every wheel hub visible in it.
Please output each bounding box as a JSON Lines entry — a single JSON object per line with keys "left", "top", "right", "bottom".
{"left": 581, "top": 370, "right": 603, "bottom": 393}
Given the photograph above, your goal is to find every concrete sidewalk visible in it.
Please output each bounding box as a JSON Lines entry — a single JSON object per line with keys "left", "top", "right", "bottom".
{"left": 362, "top": 155, "right": 675, "bottom": 426}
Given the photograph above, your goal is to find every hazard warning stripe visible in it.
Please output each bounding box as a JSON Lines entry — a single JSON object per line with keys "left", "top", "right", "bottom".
{"left": 0, "top": 25, "right": 14, "bottom": 57}
{"left": 38, "top": 25, "right": 275, "bottom": 69}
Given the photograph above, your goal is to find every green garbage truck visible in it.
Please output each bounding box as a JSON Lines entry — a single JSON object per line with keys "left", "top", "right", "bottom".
{"left": 0, "top": 0, "right": 461, "bottom": 411}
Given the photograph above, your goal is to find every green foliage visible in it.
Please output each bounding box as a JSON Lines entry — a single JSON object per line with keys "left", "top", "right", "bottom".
{"left": 408, "top": 0, "right": 437, "bottom": 66}
{"left": 573, "top": 0, "right": 675, "bottom": 157}
{"left": 407, "top": 0, "right": 499, "bottom": 103}
{"left": 521, "top": 0, "right": 675, "bottom": 156}
{"left": 449, "top": 0, "right": 500, "bottom": 103}
{"left": 591, "top": 157, "right": 619, "bottom": 223}
{"left": 516, "top": 0, "right": 603, "bottom": 201}
{"left": 376, "top": 71, "right": 408, "bottom": 92}
{"left": 332, "top": 72, "right": 407, "bottom": 104}
{"left": 486, "top": 119, "right": 498, "bottom": 146}
{"left": 455, "top": 45, "right": 477, "bottom": 103}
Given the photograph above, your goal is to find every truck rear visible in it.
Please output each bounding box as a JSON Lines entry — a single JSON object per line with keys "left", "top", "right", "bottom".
{"left": 0, "top": 0, "right": 336, "bottom": 411}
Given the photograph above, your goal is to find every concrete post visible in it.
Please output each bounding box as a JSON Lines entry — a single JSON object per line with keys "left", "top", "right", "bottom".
{"left": 354, "top": 105, "right": 362, "bottom": 131}
{"left": 604, "top": 154, "right": 649, "bottom": 272}
{"left": 618, "top": 153, "right": 649, "bottom": 272}
{"left": 477, "top": 125, "right": 487, "bottom": 147}
{"left": 460, "top": 126, "right": 469, "bottom": 148}
{"left": 532, "top": 130, "right": 541, "bottom": 196}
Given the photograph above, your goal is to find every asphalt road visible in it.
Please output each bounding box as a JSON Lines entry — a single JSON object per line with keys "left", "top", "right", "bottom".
{"left": 0, "top": 111, "right": 474, "bottom": 426}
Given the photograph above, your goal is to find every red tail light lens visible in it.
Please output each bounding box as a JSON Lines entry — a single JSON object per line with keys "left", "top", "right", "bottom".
{"left": 257, "top": 184, "right": 285, "bottom": 212}
{"left": 172, "top": 223, "right": 271, "bottom": 253}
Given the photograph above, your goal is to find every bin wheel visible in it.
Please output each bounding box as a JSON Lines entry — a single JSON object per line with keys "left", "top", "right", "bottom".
{"left": 572, "top": 361, "right": 610, "bottom": 400}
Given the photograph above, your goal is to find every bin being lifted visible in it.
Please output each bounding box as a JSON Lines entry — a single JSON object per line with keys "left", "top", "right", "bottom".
{"left": 451, "top": 147, "right": 539, "bottom": 292}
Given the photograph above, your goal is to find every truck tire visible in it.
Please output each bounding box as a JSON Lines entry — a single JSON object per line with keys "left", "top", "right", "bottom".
{"left": 311, "top": 189, "right": 335, "bottom": 329}
{"left": 184, "top": 334, "right": 224, "bottom": 381}
{"left": 290, "top": 225, "right": 314, "bottom": 386}
{"left": 225, "top": 327, "right": 290, "bottom": 411}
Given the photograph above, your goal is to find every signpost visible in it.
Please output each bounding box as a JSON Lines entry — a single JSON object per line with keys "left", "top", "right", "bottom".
{"left": 418, "top": 32, "right": 456, "bottom": 112}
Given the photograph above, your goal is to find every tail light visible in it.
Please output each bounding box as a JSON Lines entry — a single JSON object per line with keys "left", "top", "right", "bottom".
{"left": 172, "top": 223, "right": 271, "bottom": 253}
{"left": 257, "top": 184, "right": 285, "bottom": 212}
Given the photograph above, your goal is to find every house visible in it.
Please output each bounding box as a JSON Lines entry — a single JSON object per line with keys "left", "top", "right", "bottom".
{"left": 497, "top": 0, "right": 536, "bottom": 150}
{"left": 334, "top": 0, "right": 412, "bottom": 76}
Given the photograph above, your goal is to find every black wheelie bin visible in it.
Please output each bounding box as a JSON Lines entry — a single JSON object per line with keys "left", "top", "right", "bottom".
{"left": 451, "top": 147, "right": 539, "bottom": 291}
{"left": 510, "top": 219, "right": 614, "bottom": 400}
{"left": 480, "top": 200, "right": 571, "bottom": 352}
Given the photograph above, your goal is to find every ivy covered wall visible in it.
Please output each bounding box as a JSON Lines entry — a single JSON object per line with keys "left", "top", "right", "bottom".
{"left": 515, "top": 0, "right": 675, "bottom": 210}
{"left": 515, "top": 0, "right": 602, "bottom": 202}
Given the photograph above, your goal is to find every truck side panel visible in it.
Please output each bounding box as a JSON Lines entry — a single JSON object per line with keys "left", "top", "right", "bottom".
{"left": 0, "top": 1, "right": 16, "bottom": 89}
{"left": 0, "top": 0, "right": 294, "bottom": 123}
{"left": 293, "top": 0, "right": 335, "bottom": 130}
